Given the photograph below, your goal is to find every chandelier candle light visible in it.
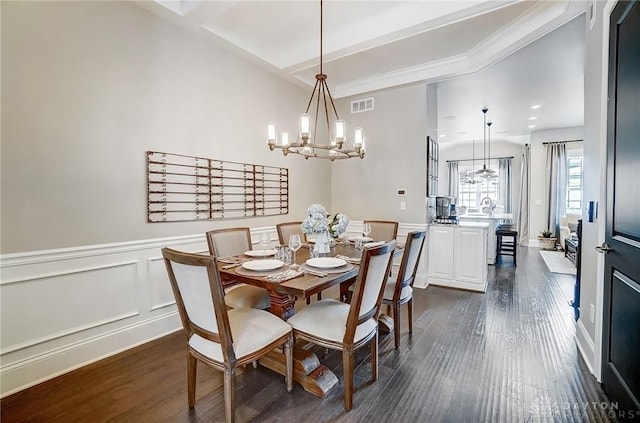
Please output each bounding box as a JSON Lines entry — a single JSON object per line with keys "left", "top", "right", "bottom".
{"left": 267, "top": 1, "right": 365, "bottom": 160}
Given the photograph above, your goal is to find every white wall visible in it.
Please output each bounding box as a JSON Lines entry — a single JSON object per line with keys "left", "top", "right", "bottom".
{"left": 0, "top": 1, "right": 331, "bottom": 254}
{"left": 332, "top": 84, "right": 428, "bottom": 223}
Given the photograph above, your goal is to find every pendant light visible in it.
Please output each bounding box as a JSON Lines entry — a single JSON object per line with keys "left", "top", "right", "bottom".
{"left": 475, "top": 108, "right": 497, "bottom": 178}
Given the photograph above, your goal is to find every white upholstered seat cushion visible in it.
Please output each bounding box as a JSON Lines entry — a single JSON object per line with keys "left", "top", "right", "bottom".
{"left": 188, "top": 307, "right": 290, "bottom": 363}
{"left": 287, "top": 299, "right": 377, "bottom": 344}
{"left": 349, "top": 276, "right": 412, "bottom": 302}
{"left": 224, "top": 284, "right": 270, "bottom": 310}
{"left": 383, "top": 279, "right": 413, "bottom": 302}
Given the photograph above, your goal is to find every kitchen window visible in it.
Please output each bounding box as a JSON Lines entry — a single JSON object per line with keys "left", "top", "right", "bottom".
{"left": 457, "top": 159, "right": 499, "bottom": 211}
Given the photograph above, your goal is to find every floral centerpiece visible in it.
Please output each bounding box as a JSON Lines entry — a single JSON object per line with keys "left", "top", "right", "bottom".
{"left": 301, "top": 204, "right": 349, "bottom": 253}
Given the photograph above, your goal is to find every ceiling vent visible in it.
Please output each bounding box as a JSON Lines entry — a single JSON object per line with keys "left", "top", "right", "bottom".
{"left": 351, "top": 97, "right": 374, "bottom": 114}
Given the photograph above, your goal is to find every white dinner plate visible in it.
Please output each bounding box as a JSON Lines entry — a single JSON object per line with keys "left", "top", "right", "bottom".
{"left": 244, "top": 249, "right": 276, "bottom": 257}
{"left": 306, "top": 257, "right": 347, "bottom": 269}
{"left": 242, "top": 259, "right": 284, "bottom": 271}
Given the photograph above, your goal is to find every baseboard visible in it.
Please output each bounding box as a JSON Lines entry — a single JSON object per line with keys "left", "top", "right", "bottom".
{"left": 1, "top": 312, "right": 181, "bottom": 398}
{"left": 414, "top": 273, "right": 429, "bottom": 289}
{"left": 575, "top": 318, "right": 596, "bottom": 376}
{"left": 0, "top": 233, "right": 207, "bottom": 398}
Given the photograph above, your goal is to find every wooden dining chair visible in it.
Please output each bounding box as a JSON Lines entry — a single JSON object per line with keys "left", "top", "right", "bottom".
{"left": 162, "top": 248, "right": 293, "bottom": 423}
{"left": 276, "top": 221, "right": 320, "bottom": 303}
{"left": 287, "top": 240, "right": 396, "bottom": 411}
{"left": 364, "top": 220, "right": 399, "bottom": 242}
{"left": 382, "top": 230, "right": 426, "bottom": 348}
{"left": 206, "top": 228, "right": 270, "bottom": 310}
{"left": 275, "top": 221, "right": 307, "bottom": 245}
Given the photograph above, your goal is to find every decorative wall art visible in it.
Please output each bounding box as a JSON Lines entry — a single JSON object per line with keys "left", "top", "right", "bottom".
{"left": 147, "top": 151, "right": 288, "bottom": 222}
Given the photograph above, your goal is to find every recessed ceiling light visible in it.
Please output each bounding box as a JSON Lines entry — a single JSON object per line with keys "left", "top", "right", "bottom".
{"left": 528, "top": 125, "right": 536, "bottom": 129}
{"left": 528, "top": 116, "right": 537, "bottom": 120}
{"left": 439, "top": 134, "right": 446, "bottom": 138}
{"left": 531, "top": 105, "right": 541, "bottom": 109}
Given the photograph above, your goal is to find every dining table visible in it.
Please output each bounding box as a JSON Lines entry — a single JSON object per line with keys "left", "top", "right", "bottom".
{"left": 216, "top": 240, "right": 403, "bottom": 398}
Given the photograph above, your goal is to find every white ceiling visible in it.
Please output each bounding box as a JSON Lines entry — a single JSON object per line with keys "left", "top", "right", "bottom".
{"left": 134, "top": 0, "right": 587, "bottom": 144}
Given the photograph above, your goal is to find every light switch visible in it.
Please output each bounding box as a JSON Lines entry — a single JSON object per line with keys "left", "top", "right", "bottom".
{"left": 535, "top": 200, "right": 543, "bottom": 206}
{"left": 400, "top": 201, "right": 406, "bottom": 211}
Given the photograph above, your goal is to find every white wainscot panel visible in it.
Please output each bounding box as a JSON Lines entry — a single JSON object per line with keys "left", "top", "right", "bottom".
{"left": 1, "top": 261, "right": 140, "bottom": 354}
{"left": 148, "top": 256, "right": 175, "bottom": 311}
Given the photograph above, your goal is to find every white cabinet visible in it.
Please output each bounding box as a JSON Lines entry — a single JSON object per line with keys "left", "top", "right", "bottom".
{"left": 427, "top": 226, "right": 454, "bottom": 280}
{"left": 457, "top": 213, "right": 513, "bottom": 264}
{"left": 427, "top": 223, "right": 488, "bottom": 292}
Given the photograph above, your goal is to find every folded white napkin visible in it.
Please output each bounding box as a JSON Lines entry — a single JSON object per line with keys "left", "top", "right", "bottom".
{"left": 364, "top": 241, "right": 385, "bottom": 248}
{"left": 263, "top": 269, "right": 304, "bottom": 283}
{"left": 336, "top": 254, "right": 360, "bottom": 264}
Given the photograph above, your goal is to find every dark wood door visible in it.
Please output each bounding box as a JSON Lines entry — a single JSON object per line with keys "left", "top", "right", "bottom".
{"left": 602, "top": 1, "right": 640, "bottom": 419}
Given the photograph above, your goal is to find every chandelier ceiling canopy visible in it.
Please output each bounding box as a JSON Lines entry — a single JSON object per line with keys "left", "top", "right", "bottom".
{"left": 266, "top": 1, "right": 365, "bottom": 161}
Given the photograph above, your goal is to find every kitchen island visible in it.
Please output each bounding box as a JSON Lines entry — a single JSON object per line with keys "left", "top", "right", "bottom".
{"left": 457, "top": 213, "right": 513, "bottom": 264}
{"left": 427, "top": 221, "right": 490, "bottom": 292}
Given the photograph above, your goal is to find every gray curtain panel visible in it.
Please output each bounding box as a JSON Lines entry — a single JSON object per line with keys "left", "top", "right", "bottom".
{"left": 447, "top": 161, "right": 459, "bottom": 200}
{"left": 517, "top": 145, "right": 530, "bottom": 245}
{"left": 545, "top": 142, "right": 567, "bottom": 238}
{"left": 498, "top": 158, "right": 512, "bottom": 212}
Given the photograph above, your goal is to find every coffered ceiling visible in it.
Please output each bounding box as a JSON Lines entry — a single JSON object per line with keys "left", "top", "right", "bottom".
{"left": 134, "top": 0, "right": 587, "bottom": 144}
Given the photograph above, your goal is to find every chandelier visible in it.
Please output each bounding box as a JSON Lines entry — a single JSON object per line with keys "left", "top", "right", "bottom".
{"left": 475, "top": 108, "right": 497, "bottom": 178}
{"left": 266, "top": 1, "right": 365, "bottom": 161}
{"left": 462, "top": 136, "right": 480, "bottom": 184}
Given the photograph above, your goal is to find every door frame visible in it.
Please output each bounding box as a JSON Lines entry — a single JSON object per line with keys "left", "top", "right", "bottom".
{"left": 592, "top": 0, "right": 619, "bottom": 383}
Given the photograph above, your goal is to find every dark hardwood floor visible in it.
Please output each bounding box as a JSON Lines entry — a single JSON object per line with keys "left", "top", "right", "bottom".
{"left": 1, "top": 247, "right": 614, "bottom": 422}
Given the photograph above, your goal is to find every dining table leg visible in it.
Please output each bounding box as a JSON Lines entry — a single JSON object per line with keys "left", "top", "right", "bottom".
{"left": 267, "top": 291, "right": 296, "bottom": 321}
{"left": 258, "top": 292, "right": 340, "bottom": 398}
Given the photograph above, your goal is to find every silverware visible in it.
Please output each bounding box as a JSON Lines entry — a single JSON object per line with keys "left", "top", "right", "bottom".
{"left": 305, "top": 270, "right": 328, "bottom": 278}
{"left": 222, "top": 262, "right": 244, "bottom": 270}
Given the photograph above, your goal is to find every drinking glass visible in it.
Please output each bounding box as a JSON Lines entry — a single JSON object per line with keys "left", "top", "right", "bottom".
{"left": 288, "top": 234, "right": 302, "bottom": 269}
{"left": 259, "top": 232, "right": 270, "bottom": 258}
{"left": 363, "top": 223, "right": 372, "bottom": 239}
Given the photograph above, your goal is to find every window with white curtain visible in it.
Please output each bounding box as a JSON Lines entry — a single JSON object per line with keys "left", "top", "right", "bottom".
{"left": 457, "top": 159, "right": 499, "bottom": 211}
{"left": 566, "top": 153, "right": 583, "bottom": 214}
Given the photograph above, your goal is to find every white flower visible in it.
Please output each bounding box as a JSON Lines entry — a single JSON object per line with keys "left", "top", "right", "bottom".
{"left": 301, "top": 204, "right": 349, "bottom": 237}
{"left": 301, "top": 204, "right": 329, "bottom": 234}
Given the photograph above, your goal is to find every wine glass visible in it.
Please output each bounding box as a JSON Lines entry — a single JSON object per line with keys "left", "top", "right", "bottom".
{"left": 288, "top": 234, "right": 301, "bottom": 270}
{"left": 259, "top": 232, "right": 270, "bottom": 259}
{"left": 363, "top": 223, "right": 372, "bottom": 240}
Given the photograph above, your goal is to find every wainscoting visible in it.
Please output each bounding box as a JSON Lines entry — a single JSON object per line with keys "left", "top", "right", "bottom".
{"left": 0, "top": 222, "right": 427, "bottom": 397}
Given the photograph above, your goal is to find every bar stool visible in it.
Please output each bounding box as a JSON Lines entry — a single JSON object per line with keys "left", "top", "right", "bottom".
{"left": 496, "top": 224, "right": 518, "bottom": 266}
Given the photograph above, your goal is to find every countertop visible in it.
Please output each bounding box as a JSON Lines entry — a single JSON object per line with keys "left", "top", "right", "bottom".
{"left": 429, "top": 221, "right": 490, "bottom": 229}
{"left": 457, "top": 213, "right": 513, "bottom": 220}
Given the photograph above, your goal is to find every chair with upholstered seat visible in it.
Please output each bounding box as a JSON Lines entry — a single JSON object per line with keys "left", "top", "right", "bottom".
{"left": 364, "top": 220, "right": 399, "bottom": 242}
{"left": 162, "top": 248, "right": 293, "bottom": 423}
{"left": 275, "top": 221, "right": 307, "bottom": 245}
{"left": 206, "top": 228, "right": 271, "bottom": 310}
{"left": 382, "top": 230, "right": 426, "bottom": 348}
{"left": 288, "top": 241, "right": 396, "bottom": 411}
